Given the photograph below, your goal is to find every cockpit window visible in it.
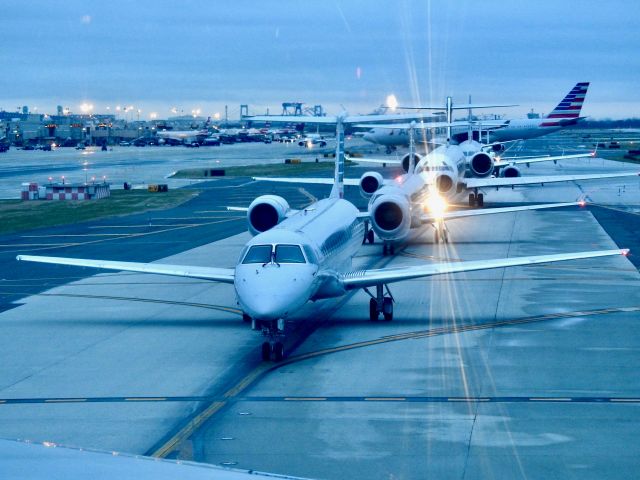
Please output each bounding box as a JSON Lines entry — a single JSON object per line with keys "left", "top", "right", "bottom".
{"left": 242, "top": 245, "right": 272, "bottom": 264}
{"left": 302, "top": 245, "right": 318, "bottom": 264}
{"left": 275, "top": 244, "right": 306, "bottom": 263}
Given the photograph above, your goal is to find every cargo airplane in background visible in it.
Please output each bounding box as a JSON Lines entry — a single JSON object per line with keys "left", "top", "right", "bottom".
{"left": 362, "top": 82, "right": 590, "bottom": 150}
{"left": 16, "top": 113, "right": 630, "bottom": 362}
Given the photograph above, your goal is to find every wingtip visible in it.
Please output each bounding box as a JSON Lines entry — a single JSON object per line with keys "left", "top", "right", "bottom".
{"left": 621, "top": 249, "right": 630, "bottom": 256}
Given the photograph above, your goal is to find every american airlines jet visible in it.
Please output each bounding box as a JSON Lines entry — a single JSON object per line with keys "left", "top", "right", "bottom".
{"left": 361, "top": 82, "right": 590, "bottom": 149}
{"left": 16, "top": 113, "right": 629, "bottom": 361}
{"left": 487, "top": 82, "right": 590, "bottom": 142}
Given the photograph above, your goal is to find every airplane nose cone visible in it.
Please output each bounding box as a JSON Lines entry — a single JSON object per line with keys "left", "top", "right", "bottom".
{"left": 235, "top": 265, "right": 316, "bottom": 321}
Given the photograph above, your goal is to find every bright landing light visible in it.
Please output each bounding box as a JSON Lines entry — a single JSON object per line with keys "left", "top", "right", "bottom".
{"left": 424, "top": 194, "right": 448, "bottom": 218}
{"left": 386, "top": 94, "right": 398, "bottom": 111}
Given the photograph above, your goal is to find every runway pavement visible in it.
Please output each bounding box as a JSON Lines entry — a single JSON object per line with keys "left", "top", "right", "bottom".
{"left": 0, "top": 135, "right": 639, "bottom": 479}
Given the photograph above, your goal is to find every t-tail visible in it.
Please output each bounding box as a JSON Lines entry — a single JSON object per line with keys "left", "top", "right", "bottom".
{"left": 540, "top": 82, "right": 589, "bottom": 127}
{"left": 330, "top": 118, "right": 345, "bottom": 199}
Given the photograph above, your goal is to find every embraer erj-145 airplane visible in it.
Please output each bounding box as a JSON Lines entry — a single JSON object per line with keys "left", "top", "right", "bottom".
{"left": 362, "top": 82, "right": 590, "bottom": 149}
{"left": 17, "top": 113, "right": 629, "bottom": 362}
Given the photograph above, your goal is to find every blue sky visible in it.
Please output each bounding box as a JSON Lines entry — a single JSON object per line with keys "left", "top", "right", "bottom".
{"left": 2, "top": 0, "right": 639, "bottom": 119}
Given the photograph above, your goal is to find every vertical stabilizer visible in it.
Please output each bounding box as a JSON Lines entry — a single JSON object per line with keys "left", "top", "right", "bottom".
{"left": 446, "top": 96, "right": 453, "bottom": 144}
{"left": 330, "top": 118, "right": 345, "bottom": 199}
{"left": 541, "top": 82, "right": 589, "bottom": 126}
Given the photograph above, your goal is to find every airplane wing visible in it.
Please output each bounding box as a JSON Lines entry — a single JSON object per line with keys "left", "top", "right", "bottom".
{"left": 396, "top": 104, "right": 517, "bottom": 111}
{"left": 464, "top": 171, "right": 639, "bottom": 189}
{"left": 420, "top": 202, "right": 580, "bottom": 224}
{"left": 341, "top": 249, "right": 627, "bottom": 289}
{"left": 345, "top": 155, "right": 403, "bottom": 165}
{"left": 227, "top": 206, "right": 301, "bottom": 218}
{"left": 16, "top": 255, "right": 236, "bottom": 283}
{"left": 252, "top": 176, "right": 362, "bottom": 186}
{"left": 496, "top": 152, "right": 594, "bottom": 167}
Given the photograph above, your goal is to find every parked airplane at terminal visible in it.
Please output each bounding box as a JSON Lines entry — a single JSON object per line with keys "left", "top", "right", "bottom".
{"left": 17, "top": 113, "right": 630, "bottom": 362}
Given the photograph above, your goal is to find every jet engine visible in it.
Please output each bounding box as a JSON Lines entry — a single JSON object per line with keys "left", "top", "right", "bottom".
{"left": 491, "top": 143, "right": 506, "bottom": 154}
{"left": 434, "top": 174, "right": 456, "bottom": 196}
{"left": 359, "top": 171, "right": 384, "bottom": 198}
{"left": 469, "top": 152, "right": 495, "bottom": 178}
{"left": 370, "top": 193, "right": 411, "bottom": 241}
{"left": 401, "top": 153, "right": 422, "bottom": 173}
{"left": 499, "top": 165, "right": 521, "bottom": 178}
{"left": 247, "top": 195, "right": 290, "bottom": 236}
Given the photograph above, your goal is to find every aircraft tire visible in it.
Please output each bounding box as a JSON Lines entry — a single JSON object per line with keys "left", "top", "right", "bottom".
{"left": 468, "top": 193, "right": 476, "bottom": 207}
{"left": 261, "top": 342, "right": 271, "bottom": 361}
{"left": 383, "top": 297, "right": 393, "bottom": 321}
{"left": 273, "top": 342, "right": 284, "bottom": 362}
{"left": 369, "top": 298, "right": 379, "bottom": 321}
{"left": 367, "top": 229, "right": 374, "bottom": 244}
{"left": 477, "top": 193, "right": 484, "bottom": 207}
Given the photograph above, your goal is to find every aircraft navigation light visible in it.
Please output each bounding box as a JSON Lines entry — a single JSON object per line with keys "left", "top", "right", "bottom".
{"left": 579, "top": 200, "right": 587, "bottom": 207}
{"left": 425, "top": 194, "right": 448, "bottom": 218}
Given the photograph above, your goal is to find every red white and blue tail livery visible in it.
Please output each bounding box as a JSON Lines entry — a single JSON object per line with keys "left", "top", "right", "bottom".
{"left": 540, "top": 82, "right": 589, "bottom": 127}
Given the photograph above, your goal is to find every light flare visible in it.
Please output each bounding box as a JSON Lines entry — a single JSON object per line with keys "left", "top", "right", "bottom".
{"left": 424, "top": 194, "right": 448, "bottom": 218}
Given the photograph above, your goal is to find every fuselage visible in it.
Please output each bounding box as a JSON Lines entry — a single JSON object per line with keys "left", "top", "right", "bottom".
{"left": 234, "top": 198, "right": 363, "bottom": 321}
{"left": 367, "top": 144, "right": 466, "bottom": 243}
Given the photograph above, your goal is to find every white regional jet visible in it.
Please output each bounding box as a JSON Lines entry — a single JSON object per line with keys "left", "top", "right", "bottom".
{"left": 17, "top": 113, "right": 629, "bottom": 362}
{"left": 252, "top": 116, "right": 636, "bottom": 253}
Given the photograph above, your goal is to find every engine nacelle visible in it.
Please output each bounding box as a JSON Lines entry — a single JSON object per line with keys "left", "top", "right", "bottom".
{"left": 491, "top": 143, "right": 506, "bottom": 154}
{"left": 469, "top": 152, "right": 495, "bottom": 178}
{"left": 247, "top": 195, "right": 290, "bottom": 236}
{"left": 401, "top": 153, "right": 422, "bottom": 173}
{"left": 499, "top": 165, "right": 521, "bottom": 178}
{"left": 433, "top": 174, "right": 456, "bottom": 196}
{"left": 359, "top": 171, "right": 384, "bottom": 198}
{"left": 370, "top": 193, "right": 411, "bottom": 242}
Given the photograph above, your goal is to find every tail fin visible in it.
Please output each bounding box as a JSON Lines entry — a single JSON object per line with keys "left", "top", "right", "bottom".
{"left": 330, "top": 119, "right": 345, "bottom": 199}
{"left": 541, "top": 82, "right": 589, "bottom": 126}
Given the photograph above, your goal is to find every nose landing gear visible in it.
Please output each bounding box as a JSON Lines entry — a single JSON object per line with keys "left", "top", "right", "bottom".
{"left": 259, "top": 319, "right": 286, "bottom": 362}
{"left": 382, "top": 242, "right": 395, "bottom": 256}
{"left": 433, "top": 221, "right": 449, "bottom": 244}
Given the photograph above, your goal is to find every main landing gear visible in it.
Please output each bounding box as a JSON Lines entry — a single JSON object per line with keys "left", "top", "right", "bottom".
{"left": 382, "top": 242, "right": 395, "bottom": 256}
{"left": 365, "top": 284, "right": 394, "bottom": 321}
{"left": 468, "top": 190, "right": 484, "bottom": 207}
{"left": 362, "top": 221, "right": 375, "bottom": 245}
